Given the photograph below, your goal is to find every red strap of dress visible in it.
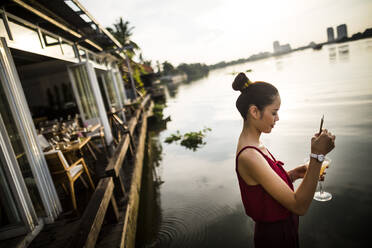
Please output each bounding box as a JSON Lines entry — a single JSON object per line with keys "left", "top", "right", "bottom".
{"left": 266, "top": 149, "right": 277, "bottom": 162}
{"left": 236, "top": 145, "right": 293, "bottom": 190}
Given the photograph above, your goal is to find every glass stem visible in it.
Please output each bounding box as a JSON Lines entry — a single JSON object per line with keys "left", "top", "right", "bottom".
{"left": 319, "top": 181, "right": 323, "bottom": 195}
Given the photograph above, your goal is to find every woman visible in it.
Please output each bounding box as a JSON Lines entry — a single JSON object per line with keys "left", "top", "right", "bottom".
{"left": 233, "top": 72, "right": 335, "bottom": 247}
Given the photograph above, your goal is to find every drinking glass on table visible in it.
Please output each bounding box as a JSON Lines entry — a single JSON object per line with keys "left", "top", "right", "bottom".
{"left": 305, "top": 157, "right": 332, "bottom": 201}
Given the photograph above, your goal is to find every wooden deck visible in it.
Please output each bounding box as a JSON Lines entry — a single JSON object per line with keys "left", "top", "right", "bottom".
{"left": 27, "top": 95, "right": 153, "bottom": 248}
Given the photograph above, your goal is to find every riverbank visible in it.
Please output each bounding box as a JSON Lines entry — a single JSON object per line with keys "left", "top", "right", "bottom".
{"left": 208, "top": 32, "right": 372, "bottom": 71}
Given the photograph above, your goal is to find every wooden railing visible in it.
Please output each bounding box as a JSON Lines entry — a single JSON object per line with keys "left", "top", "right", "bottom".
{"left": 68, "top": 95, "right": 152, "bottom": 248}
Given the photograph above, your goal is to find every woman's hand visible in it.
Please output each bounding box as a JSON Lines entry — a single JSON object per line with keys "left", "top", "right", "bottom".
{"left": 288, "top": 165, "right": 307, "bottom": 182}
{"left": 311, "top": 129, "right": 336, "bottom": 155}
{"left": 288, "top": 164, "right": 326, "bottom": 182}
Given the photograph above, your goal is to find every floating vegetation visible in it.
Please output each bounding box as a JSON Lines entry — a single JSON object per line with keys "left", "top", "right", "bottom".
{"left": 165, "top": 127, "right": 212, "bottom": 151}
{"left": 164, "top": 130, "right": 182, "bottom": 143}
{"left": 246, "top": 69, "right": 253, "bottom": 72}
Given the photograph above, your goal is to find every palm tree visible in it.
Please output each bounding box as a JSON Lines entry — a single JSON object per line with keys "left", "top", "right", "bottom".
{"left": 107, "top": 18, "right": 146, "bottom": 96}
{"left": 107, "top": 17, "right": 139, "bottom": 56}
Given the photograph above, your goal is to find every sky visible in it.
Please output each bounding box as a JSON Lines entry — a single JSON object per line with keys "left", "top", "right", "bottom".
{"left": 79, "top": 0, "right": 372, "bottom": 66}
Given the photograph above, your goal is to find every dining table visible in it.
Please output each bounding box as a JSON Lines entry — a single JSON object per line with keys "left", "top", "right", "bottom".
{"left": 61, "top": 136, "right": 97, "bottom": 161}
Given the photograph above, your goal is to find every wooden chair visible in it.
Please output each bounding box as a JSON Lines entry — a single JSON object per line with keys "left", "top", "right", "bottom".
{"left": 86, "top": 126, "right": 107, "bottom": 154}
{"left": 44, "top": 150, "right": 95, "bottom": 211}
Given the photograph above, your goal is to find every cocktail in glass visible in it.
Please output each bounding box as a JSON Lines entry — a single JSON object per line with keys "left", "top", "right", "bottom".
{"left": 313, "top": 158, "right": 332, "bottom": 201}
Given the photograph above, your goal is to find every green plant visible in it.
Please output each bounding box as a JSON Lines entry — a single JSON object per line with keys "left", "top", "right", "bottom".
{"left": 164, "top": 131, "right": 182, "bottom": 144}
{"left": 153, "top": 103, "right": 165, "bottom": 122}
{"left": 165, "top": 127, "right": 212, "bottom": 151}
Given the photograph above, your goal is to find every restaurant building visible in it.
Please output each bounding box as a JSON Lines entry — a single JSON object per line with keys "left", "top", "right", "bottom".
{"left": 0, "top": 0, "right": 134, "bottom": 242}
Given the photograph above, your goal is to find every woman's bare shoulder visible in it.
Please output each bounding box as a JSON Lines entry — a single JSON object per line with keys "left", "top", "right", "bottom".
{"left": 238, "top": 148, "right": 266, "bottom": 167}
{"left": 237, "top": 148, "right": 268, "bottom": 185}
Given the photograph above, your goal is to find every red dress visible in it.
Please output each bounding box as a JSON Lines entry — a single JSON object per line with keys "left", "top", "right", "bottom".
{"left": 236, "top": 146, "right": 299, "bottom": 248}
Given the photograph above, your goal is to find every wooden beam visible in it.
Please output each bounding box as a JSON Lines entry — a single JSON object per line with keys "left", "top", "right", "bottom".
{"left": 120, "top": 111, "right": 148, "bottom": 248}
{"left": 11, "top": 0, "right": 103, "bottom": 51}
{"left": 104, "top": 95, "right": 151, "bottom": 177}
{"left": 93, "top": 103, "right": 153, "bottom": 247}
{"left": 105, "top": 117, "right": 138, "bottom": 177}
{"left": 140, "top": 94, "right": 151, "bottom": 110}
{"left": 68, "top": 177, "right": 114, "bottom": 248}
{"left": 70, "top": 0, "right": 124, "bottom": 50}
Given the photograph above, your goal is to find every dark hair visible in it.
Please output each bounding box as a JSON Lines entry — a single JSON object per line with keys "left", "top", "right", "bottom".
{"left": 232, "top": 72, "right": 278, "bottom": 120}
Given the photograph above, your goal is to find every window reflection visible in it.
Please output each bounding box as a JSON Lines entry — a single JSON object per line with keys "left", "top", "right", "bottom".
{"left": 114, "top": 71, "right": 127, "bottom": 105}
{"left": 0, "top": 150, "right": 22, "bottom": 228}
{"left": 70, "top": 65, "right": 99, "bottom": 121}
{"left": 0, "top": 68, "right": 45, "bottom": 217}
{"left": 104, "top": 72, "right": 121, "bottom": 110}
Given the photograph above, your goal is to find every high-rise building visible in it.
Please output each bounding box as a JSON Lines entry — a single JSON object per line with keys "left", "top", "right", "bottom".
{"left": 337, "top": 24, "right": 348, "bottom": 40}
{"left": 327, "top": 27, "right": 335, "bottom": 42}
{"left": 273, "top": 41, "right": 280, "bottom": 53}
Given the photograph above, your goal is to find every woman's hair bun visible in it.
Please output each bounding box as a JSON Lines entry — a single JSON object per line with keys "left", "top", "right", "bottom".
{"left": 232, "top": 72, "right": 249, "bottom": 92}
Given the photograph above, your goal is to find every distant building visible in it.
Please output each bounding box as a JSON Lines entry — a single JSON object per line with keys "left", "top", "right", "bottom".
{"left": 273, "top": 41, "right": 291, "bottom": 54}
{"left": 337, "top": 24, "right": 348, "bottom": 40}
{"left": 273, "top": 41, "right": 280, "bottom": 53}
{"left": 327, "top": 27, "right": 335, "bottom": 42}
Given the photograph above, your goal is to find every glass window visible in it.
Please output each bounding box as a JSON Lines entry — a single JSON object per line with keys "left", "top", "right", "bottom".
{"left": 0, "top": 151, "right": 22, "bottom": 229}
{"left": 70, "top": 65, "right": 99, "bottom": 120}
{"left": 88, "top": 52, "right": 94, "bottom": 61}
{"left": 43, "top": 34, "right": 63, "bottom": 57}
{"left": 114, "top": 71, "right": 127, "bottom": 105}
{"left": 8, "top": 20, "right": 42, "bottom": 52}
{"left": 104, "top": 72, "right": 120, "bottom": 110}
{"left": 0, "top": 69, "right": 45, "bottom": 217}
{"left": 79, "top": 49, "right": 87, "bottom": 61}
{"left": 60, "top": 42, "right": 76, "bottom": 61}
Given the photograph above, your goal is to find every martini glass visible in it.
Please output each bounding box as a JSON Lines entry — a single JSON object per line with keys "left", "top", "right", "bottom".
{"left": 313, "top": 158, "right": 332, "bottom": 201}
{"left": 304, "top": 157, "right": 332, "bottom": 201}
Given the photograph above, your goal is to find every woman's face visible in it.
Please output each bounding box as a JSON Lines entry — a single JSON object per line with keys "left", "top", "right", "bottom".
{"left": 258, "top": 94, "right": 281, "bottom": 133}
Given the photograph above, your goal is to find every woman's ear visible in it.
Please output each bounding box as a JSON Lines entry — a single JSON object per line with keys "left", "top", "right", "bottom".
{"left": 248, "top": 105, "right": 260, "bottom": 120}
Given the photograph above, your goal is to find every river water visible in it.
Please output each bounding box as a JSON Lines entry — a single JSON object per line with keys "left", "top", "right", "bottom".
{"left": 136, "top": 38, "right": 372, "bottom": 248}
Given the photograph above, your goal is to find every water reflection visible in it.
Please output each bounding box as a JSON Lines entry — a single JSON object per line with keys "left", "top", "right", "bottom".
{"left": 366, "top": 40, "right": 372, "bottom": 51}
{"left": 328, "top": 47, "right": 337, "bottom": 62}
{"left": 165, "top": 82, "right": 181, "bottom": 98}
{"left": 135, "top": 130, "right": 163, "bottom": 247}
{"left": 155, "top": 204, "right": 253, "bottom": 248}
{"left": 338, "top": 44, "right": 350, "bottom": 62}
{"left": 328, "top": 44, "right": 350, "bottom": 63}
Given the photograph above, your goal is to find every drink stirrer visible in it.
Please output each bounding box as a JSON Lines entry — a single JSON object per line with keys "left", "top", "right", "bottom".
{"left": 318, "top": 115, "right": 324, "bottom": 135}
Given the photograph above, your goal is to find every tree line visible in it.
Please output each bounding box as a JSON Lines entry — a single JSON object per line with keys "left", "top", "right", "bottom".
{"left": 161, "top": 61, "right": 209, "bottom": 81}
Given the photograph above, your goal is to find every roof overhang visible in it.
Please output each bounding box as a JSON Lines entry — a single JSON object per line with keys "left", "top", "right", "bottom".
{"left": 2, "top": 0, "right": 125, "bottom": 59}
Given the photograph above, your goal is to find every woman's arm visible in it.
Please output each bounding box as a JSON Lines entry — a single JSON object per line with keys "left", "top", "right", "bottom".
{"left": 287, "top": 165, "right": 326, "bottom": 183}
{"left": 287, "top": 165, "right": 307, "bottom": 182}
{"left": 238, "top": 130, "right": 335, "bottom": 216}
